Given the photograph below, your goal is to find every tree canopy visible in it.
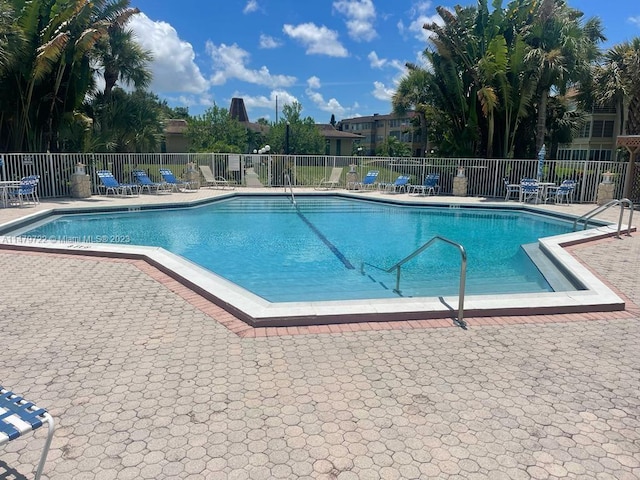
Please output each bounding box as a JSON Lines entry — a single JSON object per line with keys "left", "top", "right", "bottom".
{"left": 393, "top": 0, "right": 605, "bottom": 159}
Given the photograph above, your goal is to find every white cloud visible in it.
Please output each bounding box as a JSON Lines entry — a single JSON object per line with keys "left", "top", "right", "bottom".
{"left": 368, "top": 51, "right": 387, "bottom": 68}
{"left": 629, "top": 16, "right": 640, "bottom": 27}
{"left": 243, "top": 0, "right": 259, "bottom": 14}
{"left": 237, "top": 90, "right": 299, "bottom": 118}
{"left": 206, "top": 42, "right": 296, "bottom": 88}
{"left": 259, "top": 34, "right": 281, "bottom": 49}
{"left": 333, "top": 0, "right": 377, "bottom": 42}
{"left": 307, "top": 76, "right": 321, "bottom": 89}
{"left": 283, "top": 23, "right": 349, "bottom": 57}
{"left": 306, "top": 89, "right": 347, "bottom": 117}
{"left": 372, "top": 81, "right": 395, "bottom": 101}
{"left": 397, "top": 1, "right": 441, "bottom": 42}
{"left": 408, "top": 13, "right": 441, "bottom": 42}
{"left": 128, "top": 13, "right": 208, "bottom": 94}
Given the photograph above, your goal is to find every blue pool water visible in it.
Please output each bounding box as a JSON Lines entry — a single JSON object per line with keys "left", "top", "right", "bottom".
{"left": 20, "top": 197, "right": 575, "bottom": 302}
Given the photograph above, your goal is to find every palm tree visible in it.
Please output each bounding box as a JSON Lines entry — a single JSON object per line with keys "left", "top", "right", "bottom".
{"left": 392, "top": 63, "right": 430, "bottom": 156}
{"left": 593, "top": 39, "right": 640, "bottom": 135}
{"left": 93, "top": 9, "right": 153, "bottom": 97}
{"left": 525, "top": 0, "right": 604, "bottom": 152}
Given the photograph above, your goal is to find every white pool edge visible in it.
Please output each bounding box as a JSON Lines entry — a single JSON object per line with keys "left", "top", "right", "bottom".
{"left": 0, "top": 207, "right": 627, "bottom": 326}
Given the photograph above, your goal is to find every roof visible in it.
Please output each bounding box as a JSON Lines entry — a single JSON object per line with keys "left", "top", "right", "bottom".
{"left": 317, "top": 124, "right": 363, "bottom": 139}
{"left": 164, "top": 119, "right": 188, "bottom": 134}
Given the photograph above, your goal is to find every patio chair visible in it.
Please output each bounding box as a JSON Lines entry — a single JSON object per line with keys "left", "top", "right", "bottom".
{"left": 315, "top": 167, "right": 343, "bottom": 190}
{"left": 132, "top": 170, "right": 169, "bottom": 194}
{"left": 0, "top": 385, "right": 55, "bottom": 480}
{"left": 96, "top": 170, "right": 138, "bottom": 196}
{"left": 353, "top": 170, "right": 379, "bottom": 190}
{"left": 199, "top": 165, "right": 235, "bottom": 189}
{"left": 159, "top": 168, "right": 191, "bottom": 192}
{"left": 520, "top": 178, "right": 540, "bottom": 203}
{"left": 503, "top": 177, "right": 521, "bottom": 201}
{"left": 380, "top": 175, "right": 411, "bottom": 194}
{"left": 547, "top": 179, "right": 576, "bottom": 204}
{"left": 409, "top": 174, "right": 440, "bottom": 196}
{"left": 7, "top": 176, "right": 39, "bottom": 206}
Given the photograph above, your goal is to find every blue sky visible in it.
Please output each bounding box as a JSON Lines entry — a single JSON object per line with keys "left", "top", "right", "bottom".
{"left": 128, "top": 1, "right": 640, "bottom": 124}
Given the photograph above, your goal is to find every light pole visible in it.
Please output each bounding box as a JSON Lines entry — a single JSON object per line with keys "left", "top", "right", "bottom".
{"left": 258, "top": 145, "right": 272, "bottom": 186}
{"left": 285, "top": 122, "right": 290, "bottom": 155}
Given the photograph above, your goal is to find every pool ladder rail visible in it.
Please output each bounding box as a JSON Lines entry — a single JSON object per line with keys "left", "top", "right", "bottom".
{"left": 361, "top": 236, "right": 467, "bottom": 328}
{"left": 284, "top": 173, "right": 296, "bottom": 206}
{"left": 573, "top": 198, "right": 635, "bottom": 239}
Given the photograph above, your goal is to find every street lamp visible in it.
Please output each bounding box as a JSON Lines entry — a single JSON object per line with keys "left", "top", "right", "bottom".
{"left": 357, "top": 146, "right": 363, "bottom": 156}
{"left": 285, "top": 122, "right": 290, "bottom": 155}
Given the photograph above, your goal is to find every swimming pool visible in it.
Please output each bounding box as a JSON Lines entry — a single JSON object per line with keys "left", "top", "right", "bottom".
{"left": 18, "top": 196, "right": 576, "bottom": 302}
{"left": 0, "top": 193, "right": 625, "bottom": 325}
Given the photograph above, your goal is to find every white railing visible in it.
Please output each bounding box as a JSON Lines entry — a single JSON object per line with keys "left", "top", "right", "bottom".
{"left": 0, "top": 152, "right": 629, "bottom": 202}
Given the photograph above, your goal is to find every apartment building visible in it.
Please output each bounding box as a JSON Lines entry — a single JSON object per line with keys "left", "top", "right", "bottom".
{"left": 337, "top": 112, "right": 424, "bottom": 157}
{"left": 557, "top": 104, "right": 620, "bottom": 161}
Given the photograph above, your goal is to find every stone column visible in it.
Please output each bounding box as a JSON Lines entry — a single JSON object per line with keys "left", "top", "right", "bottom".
{"left": 453, "top": 167, "right": 467, "bottom": 196}
{"left": 596, "top": 172, "right": 615, "bottom": 205}
{"left": 70, "top": 174, "right": 91, "bottom": 198}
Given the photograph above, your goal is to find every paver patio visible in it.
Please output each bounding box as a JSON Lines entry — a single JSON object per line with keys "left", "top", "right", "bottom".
{"left": 0, "top": 190, "right": 638, "bottom": 479}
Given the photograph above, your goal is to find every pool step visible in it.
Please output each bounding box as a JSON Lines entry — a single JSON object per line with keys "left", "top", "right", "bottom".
{"left": 521, "top": 243, "right": 583, "bottom": 292}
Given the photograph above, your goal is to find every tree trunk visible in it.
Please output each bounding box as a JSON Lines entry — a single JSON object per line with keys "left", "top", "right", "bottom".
{"left": 536, "top": 89, "right": 548, "bottom": 153}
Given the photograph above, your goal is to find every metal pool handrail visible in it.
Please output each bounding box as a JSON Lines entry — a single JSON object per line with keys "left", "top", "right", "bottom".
{"left": 573, "top": 198, "right": 634, "bottom": 238}
{"left": 284, "top": 173, "right": 296, "bottom": 206}
{"left": 361, "top": 236, "right": 467, "bottom": 327}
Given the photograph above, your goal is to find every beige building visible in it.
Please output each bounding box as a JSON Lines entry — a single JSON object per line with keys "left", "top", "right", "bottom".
{"left": 557, "top": 104, "right": 620, "bottom": 161}
{"left": 337, "top": 112, "right": 424, "bottom": 157}
{"left": 317, "top": 124, "right": 363, "bottom": 156}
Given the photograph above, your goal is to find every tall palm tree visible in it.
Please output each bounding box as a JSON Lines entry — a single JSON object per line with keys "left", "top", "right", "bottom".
{"left": 525, "top": 0, "right": 604, "bottom": 152}
{"left": 93, "top": 8, "right": 152, "bottom": 97}
{"left": 593, "top": 39, "right": 640, "bottom": 135}
{"left": 392, "top": 63, "right": 430, "bottom": 156}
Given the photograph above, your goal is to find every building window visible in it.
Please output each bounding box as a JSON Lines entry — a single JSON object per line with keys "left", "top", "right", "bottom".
{"left": 592, "top": 120, "right": 615, "bottom": 137}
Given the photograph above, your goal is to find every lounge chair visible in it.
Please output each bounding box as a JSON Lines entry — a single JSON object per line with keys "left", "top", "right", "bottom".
{"left": 159, "top": 168, "right": 191, "bottom": 192}
{"left": 199, "top": 165, "right": 235, "bottom": 189}
{"left": 547, "top": 179, "right": 576, "bottom": 204}
{"left": 354, "top": 170, "right": 379, "bottom": 190}
{"left": 244, "top": 168, "right": 264, "bottom": 188}
{"left": 96, "top": 170, "right": 138, "bottom": 196}
{"left": 409, "top": 174, "right": 440, "bottom": 196}
{"left": 503, "top": 177, "right": 521, "bottom": 201}
{"left": 0, "top": 385, "right": 55, "bottom": 480}
{"left": 315, "top": 167, "right": 343, "bottom": 190}
{"left": 380, "top": 175, "right": 411, "bottom": 193}
{"left": 132, "top": 170, "right": 169, "bottom": 194}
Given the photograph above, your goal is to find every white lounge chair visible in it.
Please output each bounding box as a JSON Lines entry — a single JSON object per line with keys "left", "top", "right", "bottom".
{"left": 315, "top": 167, "right": 343, "bottom": 190}
{"left": 199, "top": 165, "right": 235, "bottom": 189}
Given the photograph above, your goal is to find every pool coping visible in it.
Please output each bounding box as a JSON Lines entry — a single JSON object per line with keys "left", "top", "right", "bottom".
{"left": 0, "top": 193, "right": 630, "bottom": 327}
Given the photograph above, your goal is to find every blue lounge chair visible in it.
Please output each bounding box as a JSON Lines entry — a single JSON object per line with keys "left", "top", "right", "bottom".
{"left": 409, "top": 174, "right": 440, "bottom": 196}
{"left": 159, "top": 168, "right": 191, "bottom": 192}
{"left": 132, "top": 170, "right": 169, "bottom": 194}
{"left": 0, "top": 385, "right": 55, "bottom": 480}
{"left": 380, "top": 175, "right": 411, "bottom": 193}
{"left": 354, "top": 170, "right": 379, "bottom": 190}
{"left": 96, "top": 170, "right": 138, "bottom": 196}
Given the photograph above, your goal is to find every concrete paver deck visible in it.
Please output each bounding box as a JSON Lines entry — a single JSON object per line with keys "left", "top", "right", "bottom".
{"left": 0, "top": 190, "right": 638, "bottom": 479}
